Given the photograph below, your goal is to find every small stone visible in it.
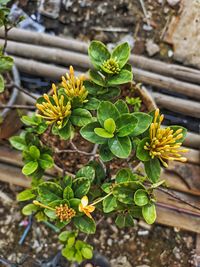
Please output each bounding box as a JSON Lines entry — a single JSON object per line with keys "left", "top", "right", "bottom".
{"left": 138, "top": 230, "right": 149, "bottom": 236}
{"left": 107, "top": 238, "right": 113, "bottom": 246}
{"left": 145, "top": 39, "right": 160, "bottom": 56}
{"left": 168, "top": 50, "right": 174, "bottom": 57}
{"left": 173, "top": 246, "right": 181, "bottom": 260}
{"left": 167, "top": 0, "right": 180, "bottom": 7}
{"left": 111, "top": 256, "right": 132, "bottom": 267}
{"left": 143, "top": 24, "right": 153, "bottom": 31}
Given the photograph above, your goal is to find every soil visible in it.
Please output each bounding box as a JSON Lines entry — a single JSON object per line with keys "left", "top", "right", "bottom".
{"left": 0, "top": 181, "right": 197, "bottom": 267}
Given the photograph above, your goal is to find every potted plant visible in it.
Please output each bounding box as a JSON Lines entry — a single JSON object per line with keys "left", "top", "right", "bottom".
{"left": 10, "top": 40, "right": 188, "bottom": 265}
{"left": 0, "top": 0, "right": 25, "bottom": 139}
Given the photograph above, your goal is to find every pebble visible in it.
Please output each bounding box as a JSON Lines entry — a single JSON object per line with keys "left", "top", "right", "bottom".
{"left": 138, "top": 230, "right": 149, "bottom": 236}
{"left": 167, "top": 0, "right": 180, "bottom": 6}
{"left": 111, "top": 256, "right": 132, "bottom": 267}
{"left": 107, "top": 238, "right": 113, "bottom": 246}
{"left": 145, "top": 39, "right": 160, "bottom": 56}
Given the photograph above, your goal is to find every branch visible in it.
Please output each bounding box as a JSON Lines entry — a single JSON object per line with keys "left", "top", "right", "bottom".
{"left": 6, "top": 82, "right": 38, "bottom": 100}
{"left": 0, "top": 104, "right": 35, "bottom": 109}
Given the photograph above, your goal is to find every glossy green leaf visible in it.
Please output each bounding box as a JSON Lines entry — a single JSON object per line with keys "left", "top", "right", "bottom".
{"left": 144, "top": 158, "right": 161, "bottom": 183}
{"left": 97, "top": 101, "right": 119, "bottom": 127}
{"left": 114, "top": 99, "right": 129, "bottom": 114}
{"left": 130, "top": 112, "right": 152, "bottom": 137}
{"left": 80, "top": 122, "right": 107, "bottom": 144}
{"left": 94, "top": 127, "right": 114, "bottom": 138}
{"left": 38, "top": 182, "right": 63, "bottom": 203}
{"left": 17, "top": 189, "right": 36, "bottom": 201}
{"left": 72, "top": 177, "right": 90, "bottom": 198}
{"left": 0, "top": 56, "right": 13, "bottom": 72}
{"left": 88, "top": 40, "right": 110, "bottom": 69}
{"left": 22, "top": 203, "right": 38, "bottom": 215}
{"left": 71, "top": 108, "right": 93, "bottom": 127}
{"left": 84, "top": 97, "right": 100, "bottom": 110}
{"left": 108, "top": 136, "right": 131, "bottom": 158}
{"left": 22, "top": 161, "right": 38, "bottom": 176}
{"left": 29, "top": 145, "right": 40, "bottom": 160}
{"left": 57, "top": 121, "right": 73, "bottom": 140}
{"left": 73, "top": 216, "right": 96, "bottom": 234}
{"left": 116, "top": 114, "right": 137, "bottom": 137}
{"left": 107, "top": 69, "right": 133, "bottom": 86}
{"left": 76, "top": 166, "right": 95, "bottom": 182}
{"left": 142, "top": 203, "right": 156, "bottom": 224}
{"left": 89, "top": 69, "right": 106, "bottom": 86}
{"left": 111, "top": 42, "right": 130, "bottom": 68}
{"left": 103, "top": 195, "right": 117, "bottom": 213}
{"left": 134, "top": 189, "right": 149, "bottom": 206}
{"left": 9, "top": 136, "right": 27, "bottom": 151}
{"left": 63, "top": 186, "right": 74, "bottom": 199}
{"left": 99, "top": 144, "right": 115, "bottom": 162}
{"left": 115, "top": 214, "right": 126, "bottom": 228}
{"left": 104, "top": 118, "right": 116, "bottom": 133}
{"left": 136, "top": 137, "right": 151, "bottom": 161}
{"left": 116, "top": 168, "right": 138, "bottom": 183}
{"left": 39, "top": 153, "right": 54, "bottom": 169}
{"left": 81, "top": 247, "right": 93, "bottom": 259}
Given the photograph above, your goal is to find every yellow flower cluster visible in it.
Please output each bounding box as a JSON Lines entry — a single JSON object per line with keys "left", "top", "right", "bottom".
{"left": 61, "top": 66, "right": 88, "bottom": 103}
{"left": 102, "top": 57, "right": 120, "bottom": 74}
{"left": 144, "top": 109, "right": 188, "bottom": 167}
{"left": 36, "top": 83, "right": 71, "bottom": 129}
{"left": 55, "top": 204, "right": 76, "bottom": 222}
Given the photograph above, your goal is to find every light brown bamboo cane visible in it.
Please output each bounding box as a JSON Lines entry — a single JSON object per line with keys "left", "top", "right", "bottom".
{"left": 1, "top": 27, "right": 200, "bottom": 84}
{"left": 153, "top": 92, "right": 200, "bottom": 118}
{"left": 2, "top": 39, "right": 199, "bottom": 100}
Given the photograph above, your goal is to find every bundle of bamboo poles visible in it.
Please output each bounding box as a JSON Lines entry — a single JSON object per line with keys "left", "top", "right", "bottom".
{"left": 0, "top": 27, "right": 200, "bottom": 148}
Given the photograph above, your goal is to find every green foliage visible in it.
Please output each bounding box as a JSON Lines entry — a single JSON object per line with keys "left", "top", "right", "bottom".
{"left": 126, "top": 96, "right": 142, "bottom": 112}
{"left": 144, "top": 158, "right": 161, "bottom": 183}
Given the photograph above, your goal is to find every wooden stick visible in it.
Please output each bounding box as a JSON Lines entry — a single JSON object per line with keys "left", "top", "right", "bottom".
{"left": 0, "top": 104, "right": 35, "bottom": 109}
{"left": 2, "top": 27, "right": 200, "bottom": 84}
{"left": 184, "top": 132, "right": 200, "bottom": 149}
{"left": 153, "top": 92, "right": 200, "bottom": 118}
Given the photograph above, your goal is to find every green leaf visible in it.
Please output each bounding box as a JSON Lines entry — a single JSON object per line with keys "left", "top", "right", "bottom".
{"left": 130, "top": 112, "right": 152, "bottom": 137}
{"left": 84, "top": 97, "right": 100, "bottom": 110}
{"left": 71, "top": 108, "right": 93, "bottom": 127}
{"left": 97, "top": 101, "right": 119, "bottom": 127}
{"left": 99, "top": 144, "right": 115, "bottom": 162}
{"left": 0, "top": 56, "right": 13, "bottom": 72}
{"left": 88, "top": 160, "right": 106, "bottom": 184}
{"left": 81, "top": 247, "right": 93, "bottom": 259}
{"left": 94, "top": 127, "right": 114, "bottom": 138}
{"left": 115, "top": 214, "right": 126, "bottom": 228}
{"left": 22, "top": 203, "right": 38, "bottom": 215}
{"left": 22, "top": 161, "right": 38, "bottom": 176}
{"left": 0, "top": 73, "right": 4, "bottom": 93}
{"left": 76, "top": 166, "right": 95, "bottom": 182}
{"left": 103, "top": 195, "right": 117, "bottom": 213}
{"left": 84, "top": 80, "right": 102, "bottom": 95}
{"left": 111, "top": 42, "right": 130, "bottom": 68}
{"left": 59, "top": 231, "right": 71, "bottom": 242}
{"left": 114, "top": 99, "right": 129, "bottom": 114}
{"left": 44, "top": 208, "right": 57, "bottom": 219}
{"left": 80, "top": 122, "right": 107, "bottom": 144}
{"left": 29, "top": 145, "right": 40, "bottom": 160}
{"left": 142, "top": 203, "right": 156, "bottom": 224}
{"left": 73, "top": 216, "right": 96, "bottom": 234}
{"left": 9, "top": 136, "right": 27, "bottom": 151}
{"left": 107, "top": 69, "right": 133, "bottom": 86}
{"left": 39, "top": 153, "right": 54, "bottom": 169}
{"left": 62, "top": 245, "right": 76, "bottom": 261}
{"left": 116, "top": 114, "right": 138, "bottom": 137}
{"left": 89, "top": 70, "right": 105, "bottom": 86}
{"left": 136, "top": 137, "right": 151, "bottom": 161}
{"left": 38, "top": 182, "right": 63, "bottom": 203}
{"left": 104, "top": 118, "right": 116, "bottom": 134}
{"left": 108, "top": 136, "right": 131, "bottom": 158}
{"left": 144, "top": 158, "right": 161, "bottom": 183}
{"left": 17, "top": 189, "right": 36, "bottom": 202}
{"left": 116, "top": 168, "right": 138, "bottom": 183}
{"left": 72, "top": 177, "right": 90, "bottom": 198}
{"left": 69, "top": 198, "right": 81, "bottom": 213}
{"left": 63, "top": 186, "right": 74, "bottom": 199}
{"left": 63, "top": 175, "right": 72, "bottom": 187}
{"left": 57, "top": 121, "right": 73, "bottom": 140}
{"left": 101, "top": 183, "right": 112, "bottom": 193}
{"left": 97, "top": 87, "right": 121, "bottom": 100}
{"left": 134, "top": 189, "right": 149, "bottom": 206}
{"left": 113, "top": 181, "right": 143, "bottom": 204}
{"left": 169, "top": 126, "right": 187, "bottom": 143}
{"left": 88, "top": 40, "right": 110, "bottom": 69}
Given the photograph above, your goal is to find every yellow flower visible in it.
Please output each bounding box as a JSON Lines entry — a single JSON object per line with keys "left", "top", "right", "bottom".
{"left": 79, "top": 196, "right": 95, "bottom": 219}
{"left": 61, "top": 66, "right": 88, "bottom": 104}
{"left": 55, "top": 204, "right": 76, "bottom": 222}
{"left": 36, "top": 83, "right": 71, "bottom": 128}
{"left": 101, "top": 57, "right": 120, "bottom": 74}
{"left": 144, "top": 109, "right": 188, "bottom": 167}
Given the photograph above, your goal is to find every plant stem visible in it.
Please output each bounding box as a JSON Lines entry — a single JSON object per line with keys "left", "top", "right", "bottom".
{"left": 7, "top": 82, "right": 38, "bottom": 100}
{"left": 33, "top": 200, "right": 55, "bottom": 211}
{"left": 91, "top": 191, "right": 112, "bottom": 206}
{"left": 2, "top": 25, "right": 8, "bottom": 55}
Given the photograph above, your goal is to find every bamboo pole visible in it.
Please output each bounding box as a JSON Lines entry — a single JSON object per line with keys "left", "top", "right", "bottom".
{"left": 1, "top": 27, "right": 200, "bottom": 84}
{"left": 153, "top": 92, "right": 200, "bottom": 118}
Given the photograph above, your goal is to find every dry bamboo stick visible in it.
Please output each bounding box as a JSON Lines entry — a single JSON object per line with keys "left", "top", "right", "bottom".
{"left": 184, "top": 132, "right": 200, "bottom": 149}
{"left": 1, "top": 27, "right": 200, "bottom": 84}
{"left": 153, "top": 92, "right": 200, "bottom": 118}
{"left": 7, "top": 44, "right": 200, "bottom": 100}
